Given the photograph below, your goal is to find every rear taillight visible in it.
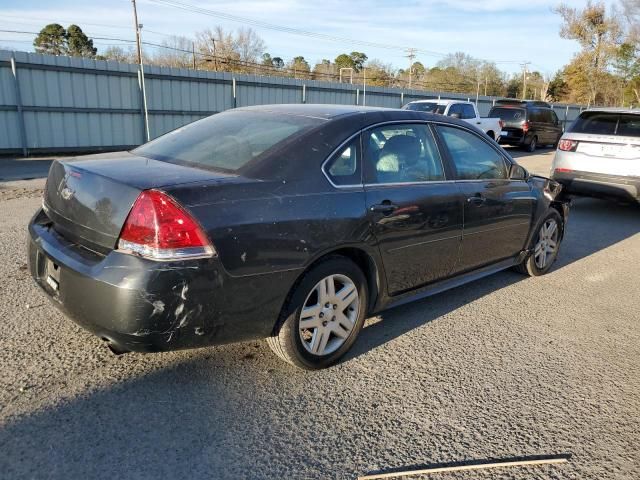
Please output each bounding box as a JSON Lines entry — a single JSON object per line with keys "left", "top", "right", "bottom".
{"left": 522, "top": 120, "right": 530, "bottom": 133}
{"left": 558, "top": 139, "right": 579, "bottom": 152}
{"left": 117, "top": 190, "right": 215, "bottom": 261}
{"left": 499, "top": 120, "right": 504, "bottom": 129}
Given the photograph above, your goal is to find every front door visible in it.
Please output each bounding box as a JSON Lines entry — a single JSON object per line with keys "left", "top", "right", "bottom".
{"left": 434, "top": 124, "right": 534, "bottom": 271}
{"left": 363, "top": 122, "right": 464, "bottom": 295}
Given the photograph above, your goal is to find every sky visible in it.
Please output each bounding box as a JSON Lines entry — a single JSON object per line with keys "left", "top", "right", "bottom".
{"left": 0, "top": 0, "right": 620, "bottom": 76}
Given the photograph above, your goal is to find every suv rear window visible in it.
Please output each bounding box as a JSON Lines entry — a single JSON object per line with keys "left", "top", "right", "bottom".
{"left": 489, "top": 107, "right": 526, "bottom": 121}
{"left": 134, "top": 110, "right": 322, "bottom": 173}
{"left": 569, "top": 112, "right": 640, "bottom": 137}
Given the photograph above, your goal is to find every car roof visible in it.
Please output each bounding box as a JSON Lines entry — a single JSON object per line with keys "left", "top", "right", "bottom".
{"left": 406, "top": 99, "right": 466, "bottom": 105}
{"left": 233, "top": 103, "right": 396, "bottom": 120}
{"left": 582, "top": 108, "right": 640, "bottom": 115}
{"left": 231, "top": 103, "right": 473, "bottom": 127}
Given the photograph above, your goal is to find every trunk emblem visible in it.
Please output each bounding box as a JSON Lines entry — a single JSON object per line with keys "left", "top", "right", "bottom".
{"left": 60, "top": 187, "right": 75, "bottom": 201}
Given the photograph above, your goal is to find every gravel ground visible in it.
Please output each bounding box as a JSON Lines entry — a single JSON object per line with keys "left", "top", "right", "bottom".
{"left": 1, "top": 150, "right": 639, "bottom": 479}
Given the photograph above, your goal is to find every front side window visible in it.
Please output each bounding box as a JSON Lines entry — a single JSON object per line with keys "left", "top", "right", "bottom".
{"left": 324, "top": 137, "right": 361, "bottom": 186}
{"left": 436, "top": 125, "right": 509, "bottom": 180}
{"left": 364, "top": 123, "right": 445, "bottom": 184}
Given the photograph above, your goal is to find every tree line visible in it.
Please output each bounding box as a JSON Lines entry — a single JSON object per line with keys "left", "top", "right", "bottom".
{"left": 26, "top": 1, "right": 640, "bottom": 106}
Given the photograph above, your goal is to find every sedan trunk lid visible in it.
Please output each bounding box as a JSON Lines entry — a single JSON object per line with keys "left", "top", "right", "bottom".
{"left": 43, "top": 153, "right": 238, "bottom": 251}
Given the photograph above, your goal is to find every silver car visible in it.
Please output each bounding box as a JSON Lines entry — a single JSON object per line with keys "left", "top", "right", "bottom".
{"left": 551, "top": 108, "right": 640, "bottom": 202}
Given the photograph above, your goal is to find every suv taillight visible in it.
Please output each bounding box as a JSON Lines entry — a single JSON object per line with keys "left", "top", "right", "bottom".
{"left": 117, "top": 190, "right": 215, "bottom": 261}
{"left": 558, "top": 139, "right": 579, "bottom": 152}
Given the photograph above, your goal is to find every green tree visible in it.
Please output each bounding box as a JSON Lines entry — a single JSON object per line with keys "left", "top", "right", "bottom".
{"left": 66, "top": 24, "right": 96, "bottom": 57}
{"left": 262, "top": 52, "right": 273, "bottom": 66}
{"left": 288, "top": 56, "right": 310, "bottom": 79}
{"left": 334, "top": 52, "right": 368, "bottom": 72}
{"left": 547, "top": 71, "right": 570, "bottom": 101}
{"left": 334, "top": 53, "right": 355, "bottom": 70}
{"left": 33, "top": 23, "right": 68, "bottom": 55}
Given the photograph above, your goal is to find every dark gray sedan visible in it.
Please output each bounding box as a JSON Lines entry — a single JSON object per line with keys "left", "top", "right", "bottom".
{"left": 28, "top": 104, "right": 569, "bottom": 369}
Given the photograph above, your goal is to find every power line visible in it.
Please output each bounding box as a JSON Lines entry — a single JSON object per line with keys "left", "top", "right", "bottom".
{"left": 0, "top": 28, "right": 514, "bottom": 92}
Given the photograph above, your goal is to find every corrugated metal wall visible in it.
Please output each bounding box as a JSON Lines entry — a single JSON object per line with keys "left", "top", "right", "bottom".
{"left": 0, "top": 50, "right": 588, "bottom": 155}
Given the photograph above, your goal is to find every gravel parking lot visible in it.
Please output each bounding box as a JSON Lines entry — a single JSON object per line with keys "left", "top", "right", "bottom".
{"left": 1, "top": 149, "right": 639, "bottom": 479}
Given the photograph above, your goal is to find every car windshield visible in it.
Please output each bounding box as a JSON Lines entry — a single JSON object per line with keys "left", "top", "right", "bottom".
{"left": 569, "top": 112, "right": 640, "bottom": 137}
{"left": 489, "top": 107, "right": 526, "bottom": 121}
{"left": 405, "top": 102, "right": 447, "bottom": 114}
{"left": 134, "top": 110, "right": 323, "bottom": 173}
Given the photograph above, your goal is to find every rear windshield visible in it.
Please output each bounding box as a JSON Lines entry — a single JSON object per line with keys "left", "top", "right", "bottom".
{"left": 134, "top": 110, "right": 323, "bottom": 173}
{"left": 569, "top": 112, "right": 640, "bottom": 137}
{"left": 488, "top": 107, "right": 526, "bottom": 121}
{"left": 405, "top": 102, "right": 447, "bottom": 114}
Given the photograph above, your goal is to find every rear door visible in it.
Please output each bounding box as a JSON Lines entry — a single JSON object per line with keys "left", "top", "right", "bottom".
{"left": 434, "top": 124, "right": 534, "bottom": 271}
{"left": 491, "top": 107, "right": 526, "bottom": 141}
{"left": 363, "top": 122, "right": 464, "bottom": 294}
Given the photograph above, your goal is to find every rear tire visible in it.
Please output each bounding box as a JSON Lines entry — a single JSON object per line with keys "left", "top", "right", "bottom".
{"left": 266, "top": 256, "right": 368, "bottom": 369}
{"left": 514, "top": 209, "right": 563, "bottom": 276}
{"left": 525, "top": 135, "right": 537, "bottom": 153}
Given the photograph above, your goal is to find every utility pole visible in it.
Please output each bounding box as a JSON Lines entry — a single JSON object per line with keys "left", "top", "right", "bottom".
{"left": 131, "top": 0, "right": 143, "bottom": 65}
{"left": 521, "top": 62, "right": 531, "bottom": 100}
{"left": 405, "top": 48, "right": 417, "bottom": 89}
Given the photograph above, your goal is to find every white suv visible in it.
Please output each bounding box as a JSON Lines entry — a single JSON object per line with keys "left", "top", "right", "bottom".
{"left": 551, "top": 109, "right": 640, "bottom": 202}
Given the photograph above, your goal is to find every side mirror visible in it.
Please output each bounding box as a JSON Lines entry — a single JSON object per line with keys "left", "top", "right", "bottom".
{"left": 509, "top": 163, "right": 528, "bottom": 180}
{"left": 450, "top": 112, "right": 461, "bottom": 119}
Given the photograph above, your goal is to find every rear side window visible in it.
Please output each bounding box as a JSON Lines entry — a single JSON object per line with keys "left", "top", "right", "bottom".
{"left": 570, "top": 112, "right": 640, "bottom": 137}
{"left": 489, "top": 107, "right": 526, "bottom": 121}
{"left": 134, "top": 110, "right": 322, "bottom": 173}
{"left": 436, "top": 125, "right": 509, "bottom": 180}
{"left": 325, "top": 137, "right": 361, "bottom": 186}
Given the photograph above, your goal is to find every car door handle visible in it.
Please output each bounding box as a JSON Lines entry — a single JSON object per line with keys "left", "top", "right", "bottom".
{"left": 466, "top": 194, "right": 486, "bottom": 205}
{"left": 370, "top": 203, "right": 398, "bottom": 214}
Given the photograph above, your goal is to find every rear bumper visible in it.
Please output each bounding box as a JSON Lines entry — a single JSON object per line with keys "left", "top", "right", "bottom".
{"left": 28, "top": 209, "right": 296, "bottom": 353}
{"left": 498, "top": 130, "right": 528, "bottom": 146}
{"left": 551, "top": 170, "right": 640, "bottom": 202}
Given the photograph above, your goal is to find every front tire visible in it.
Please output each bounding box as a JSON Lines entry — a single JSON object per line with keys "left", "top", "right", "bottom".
{"left": 515, "top": 209, "right": 563, "bottom": 276}
{"left": 267, "top": 256, "right": 368, "bottom": 369}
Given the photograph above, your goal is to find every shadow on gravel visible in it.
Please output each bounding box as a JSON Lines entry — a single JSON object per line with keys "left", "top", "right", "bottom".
{"left": 350, "top": 196, "right": 640, "bottom": 361}
{"left": 0, "top": 197, "right": 637, "bottom": 480}
{"left": 0, "top": 354, "right": 303, "bottom": 479}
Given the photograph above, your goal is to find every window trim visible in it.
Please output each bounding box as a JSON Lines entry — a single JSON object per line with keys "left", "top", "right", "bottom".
{"left": 320, "top": 131, "right": 364, "bottom": 189}
{"left": 321, "top": 119, "right": 518, "bottom": 189}
{"left": 432, "top": 122, "right": 515, "bottom": 182}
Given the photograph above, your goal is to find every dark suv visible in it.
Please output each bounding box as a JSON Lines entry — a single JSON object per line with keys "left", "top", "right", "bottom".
{"left": 489, "top": 100, "right": 563, "bottom": 152}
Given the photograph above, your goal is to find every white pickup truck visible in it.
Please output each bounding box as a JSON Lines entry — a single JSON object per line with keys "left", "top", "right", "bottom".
{"left": 402, "top": 100, "right": 503, "bottom": 141}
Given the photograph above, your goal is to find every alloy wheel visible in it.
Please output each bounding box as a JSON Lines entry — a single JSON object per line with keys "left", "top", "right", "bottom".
{"left": 534, "top": 219, "right": 559, "bottom": 269}
{"left": 298, "top": 274, "right": 359, "bottom": 356}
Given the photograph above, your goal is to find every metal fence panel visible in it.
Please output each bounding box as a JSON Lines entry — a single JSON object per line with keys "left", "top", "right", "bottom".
{"left": 0, "top": 49, "right": 592, "bottom": 155}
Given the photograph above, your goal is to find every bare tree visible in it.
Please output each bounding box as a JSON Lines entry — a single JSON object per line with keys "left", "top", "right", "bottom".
{"left": 153, "top": 35, "right": 193, "bottom": 68}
